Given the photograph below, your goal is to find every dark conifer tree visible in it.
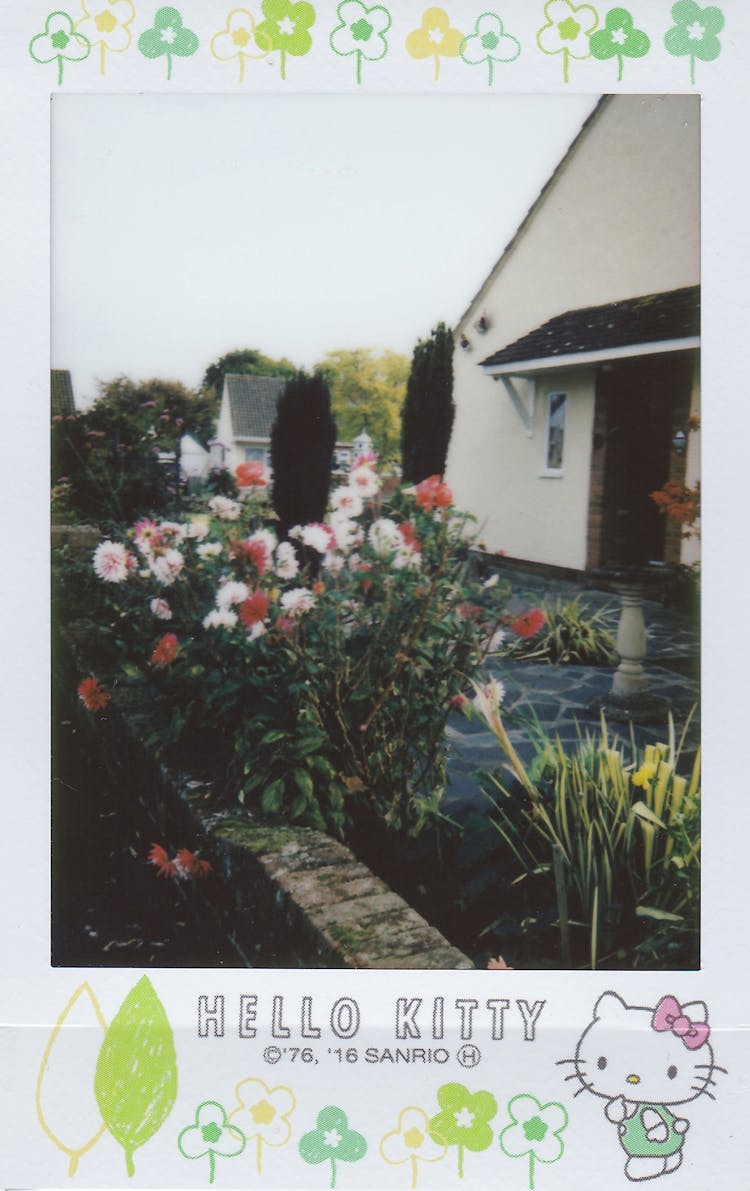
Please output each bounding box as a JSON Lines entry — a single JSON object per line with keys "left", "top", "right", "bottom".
{"left": 270, "top": 372, "right": 337, "bottom": 537}
{"left": 401, "top": 322, "right": 455, "bottom": 483}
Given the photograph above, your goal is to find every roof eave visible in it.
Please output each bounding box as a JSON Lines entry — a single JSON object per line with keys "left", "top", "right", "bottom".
{"left": 481, "top": 335, "right": 700, "bottom": 377}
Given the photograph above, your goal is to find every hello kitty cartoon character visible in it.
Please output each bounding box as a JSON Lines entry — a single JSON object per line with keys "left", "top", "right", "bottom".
{"left": 560, "top": 991, "right": 725, "bottom": 1181}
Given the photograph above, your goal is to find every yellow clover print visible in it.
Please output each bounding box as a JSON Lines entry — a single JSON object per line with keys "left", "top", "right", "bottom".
{"left": 75, "top": 0, "right": 135, "bottom": 75}
{"left": 228, "top": 1076, "right": 296, "bottom": 1174}
{"left": 537, "top": 0, "right": 598, "bottom": 82}
{"left": 406, "top": 6, "right": 464, "bottom": 80}
{"left": 211, "top": 9, "right": 271, "bottom": 81}
{"left": 380, "top": 1107, "right": 447, "bottom": 1188}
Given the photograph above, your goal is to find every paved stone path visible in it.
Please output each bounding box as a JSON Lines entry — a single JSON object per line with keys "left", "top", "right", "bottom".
{"left": 440, "top": 567, "right": 700, "bottom": 915}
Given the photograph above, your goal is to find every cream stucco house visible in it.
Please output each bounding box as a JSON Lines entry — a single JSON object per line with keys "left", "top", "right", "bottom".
{"left": 445, "top": 94, "right": 700, "bottom": 574}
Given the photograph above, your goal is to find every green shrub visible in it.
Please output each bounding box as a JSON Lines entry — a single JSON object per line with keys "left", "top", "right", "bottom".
{"left": 473, "top": 688, "right": 700, "bottom": 969}
{"left": 64, "top": 464, "right": 509, "bottom": 840}
{"left": 502, "top": 596, "right": 618, "bottom": 665}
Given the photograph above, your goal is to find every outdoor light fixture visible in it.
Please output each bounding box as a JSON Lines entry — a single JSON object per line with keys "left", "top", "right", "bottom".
{"left": 474, "top": 314, "right": 490, "bottom": 333}
{"left": 459, "top": 334, "right": 471, "bottom": 351}
{"left": 671, "top": 428, "right": 687, "bottom": 454}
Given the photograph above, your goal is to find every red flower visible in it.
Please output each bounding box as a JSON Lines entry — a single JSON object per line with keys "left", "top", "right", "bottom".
{"left": 239, "top": 590, "right": 269, "bottom": 627}
{"left": 77, "top": 676, "right": 111, "bottom": 713}
{"left": 457, "top": 602, "right": 482, "bottom": 622}
{"left": 175, "top": 848, "right": 213, "bottom": 878}
{"left": 398, "top": 521, "right": 420, "bottom": 550}
{"left": 511, "top": 609, "right": 546, "bottom": 638}
{"left": 235, "top": 461, "right": 268, "bottom": 489}
{"left": 449, "top": 693, "right": 468, "bottom": 711}
{"left": 275, "top": 615, "right": 297, "bottom": 635}
{"left": 414, "top": 474, "right": 453, "bottom": 511}
{"left": 312, "top": 581, "right": 325, "bottom": 595}
{"left": 148, "top": 843, "right": 177, "bottom": 878}
{"left": 151, "top": 632, "right": 179, "bottom": 666}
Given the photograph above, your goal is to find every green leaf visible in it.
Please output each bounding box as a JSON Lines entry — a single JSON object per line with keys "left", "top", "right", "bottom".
{"left": 631, "top": 801, "right": 667, "bottom": 829}
{"left": 94, "top": 976, "right": 177, "bottom": 1177}
{"left": 121, "top": 662, "right": 142, "bottom": 679}
{"left": 260, "top": 728, "right": 288, "bottom": 747}
{"left": 636, "top": 905, "right": 684, "bottom": 922}
{"left": 293, "top": 768, "right": 314, "bottom": 798}
{"left": 261, "top": 779, "right": 285, "bottom": 813}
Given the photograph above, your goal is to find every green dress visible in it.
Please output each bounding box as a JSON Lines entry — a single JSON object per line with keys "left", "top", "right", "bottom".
{"left": 619, "top": 1104, "right": 684, "bottom": 1159}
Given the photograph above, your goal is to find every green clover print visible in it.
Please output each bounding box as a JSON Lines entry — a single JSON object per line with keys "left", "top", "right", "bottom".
{"left": 256, "top": 0, "right": 316, "bottom": 81}
{"left": 537, "top": 0, "right": 599, "bottom": 84}
{"left": 460, "top": 13, "right": 521, "bottom": 86}
{"left": 29, "top": 11, "right": 91, "bottom": 86}
{"left": 429, "top": 1082, "right": 497, "bottom": 1179}
{"left": 330, "top": 0, "right": 391, "bottom": 85}
{"left": 299, "top": 1106, "right": 367, "bottom": 1189}
{"left": 590, "top": 7, "right": 649, "bottom": 79}
{"left": 665, "top": 0, "right": 723, "bottom": 85}
{"left": 178, "top": 1101, "right": 245, "bottom": 1185}
{"left": 499, "top": 1095, "right": 568, "bottom": 1191}
{"left": 138, "top": 6, "right": 199, "bottom": 80}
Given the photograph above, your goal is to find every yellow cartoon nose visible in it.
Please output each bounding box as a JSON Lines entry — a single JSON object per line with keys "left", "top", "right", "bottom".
{"left": 627, "top": 1074, "right": 641, "bottom": 1085}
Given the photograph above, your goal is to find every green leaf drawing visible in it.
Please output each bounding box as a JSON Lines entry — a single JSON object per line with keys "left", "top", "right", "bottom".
{"left": 256, "top": 0, "right": 316, "bottom": 81}
{"left": 138, "top": 6, "right": 199, "bottom": 80}
{"left": 589, "top": 7, "right": 649, "bottom": 80}
{"left": 299, "top": 1106, "right": 366, "bottom": 1188}
{"left": 664, "top": 0, "right": 723, "bottom": 85}
{"left": 429, "top": 1082, "right": 497, "bottom": 1179}
{"left": 95, "top": 975, "right": 178, "bottom": 1177}
{"left": 499, "top": 1094, "right": 568, "bottom": 1190}
{"left": 29, "top": 11, "right": 91, "bottom": 86}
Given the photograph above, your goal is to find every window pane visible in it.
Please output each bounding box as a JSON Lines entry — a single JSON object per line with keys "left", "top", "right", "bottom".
{"left": 244, "top": 447, "right": 265, "bottom": 462}
{"left": 547, "top": 393, "right": 566, "bottom": 469}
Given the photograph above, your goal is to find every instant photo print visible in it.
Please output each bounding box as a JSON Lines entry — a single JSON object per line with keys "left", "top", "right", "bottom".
{"left": 2, "top": 1, "right": 750, "bottom": 1187}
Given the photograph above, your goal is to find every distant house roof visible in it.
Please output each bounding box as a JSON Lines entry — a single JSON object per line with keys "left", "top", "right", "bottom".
{"left": 225, "top": 374, "right": 289, "bottom": 439}
{"left": 481, "top": 286, "right": 700, "bottom": 375}
{"left": 51, "top": 369, "right": 75, "bottom": 416}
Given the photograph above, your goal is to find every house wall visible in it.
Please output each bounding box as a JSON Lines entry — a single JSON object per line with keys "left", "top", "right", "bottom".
{"left": 446, "top": 94, "right": 700, "bottom": 569}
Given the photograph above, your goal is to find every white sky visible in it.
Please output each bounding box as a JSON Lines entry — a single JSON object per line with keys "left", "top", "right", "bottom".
{"left": 51, "top": 93, "right": 596, "bottom": 405}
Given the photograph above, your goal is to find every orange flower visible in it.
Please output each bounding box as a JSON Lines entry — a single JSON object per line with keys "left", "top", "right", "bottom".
{"left": 239, "top": 590, "right": 269, "bottom": 627}
{"left": 175, "top": 848, "right": 213, "bottom": 878}
{"left": 235, "top": 460, "right": 268, "bottom": 488}
{"left": 151, "top": 632, "right": 179, "bottom": 666}
{"left": 414, "top": 474, "right": 453, "bottom": 511}
{"left": 487, "top": 955, "right": 515, "bottom": 970}
{"left": 398, "top": 521, "right": 420, "bottom": 550}
{"left": 77, "top": 675, "right": 111, "bottom": 712}
{"left": 511, "top": 608, "right": 545, "bottom": 638}
{"left": 148, "top": 843, "right": 177, "bottom": 878}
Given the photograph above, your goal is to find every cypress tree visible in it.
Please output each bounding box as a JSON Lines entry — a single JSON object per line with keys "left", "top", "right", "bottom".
{"left": 271, "top": 372, "right": 337, "bottom": 536}
{"left": 401, "top": 322, "right": 455, "bottom": 483}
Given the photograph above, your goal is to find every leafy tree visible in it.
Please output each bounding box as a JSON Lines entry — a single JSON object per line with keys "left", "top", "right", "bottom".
{"left": 314, "top": 348, "right": 409, "bottom": 463}
{"left": 51, "top": 376, "right": 214, "bottom": 525}
{"left": 270, "top": 373, "right": 337, "bottom": 536}
{"left": 201, "top": 348, "right": 298, "bottom": 402}
{"left": 401, "top": 322, "right": 455, "bottom": 483}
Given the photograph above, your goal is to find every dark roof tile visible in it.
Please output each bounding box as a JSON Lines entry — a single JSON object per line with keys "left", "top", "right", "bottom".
{"left": 481, "top": 286, "right": 700, "bottom": 370}
{"left": 225, "top": 374, "right": 289, "bottom": 439}
{"left": 51, "top": 369, "right": 75, "bottom": 417}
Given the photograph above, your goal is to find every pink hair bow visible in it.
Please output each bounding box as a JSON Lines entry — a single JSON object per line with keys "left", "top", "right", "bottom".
{"left": 652, "top": 995, "right": 710, "bottom": 1050}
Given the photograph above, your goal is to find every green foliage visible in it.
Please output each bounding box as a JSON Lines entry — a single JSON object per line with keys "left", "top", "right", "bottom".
{"left": 401, "top": 322, "right": 455, "bottom": 483}
{"left": 270, "top": 372, "right": 337, "bottom": 536}
{"left": 482, "top": 714, "right": 700, "bottom": 969}
{"left": 95, "top": 976, "right": 177, "bottom": 1177}
{"left": 503, "top": 596, "right": 618, "bottom": 665}
{"left": 51, "top": 376, "right": 215, "bottom": 525}
{"left": 201, "top": 348, "right": 298, "bottom": 402}
{"left": 315, "top": 347, "right": 409, "bottom": 463}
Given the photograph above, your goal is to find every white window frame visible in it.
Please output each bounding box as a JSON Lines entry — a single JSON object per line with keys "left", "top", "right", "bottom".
{"left": 540, "top": 390, "right": 567, "bottom": 476}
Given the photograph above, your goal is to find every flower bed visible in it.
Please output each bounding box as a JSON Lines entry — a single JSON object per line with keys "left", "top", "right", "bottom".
{"left": 71, "top": 458, "right": 509, "bottom": 842}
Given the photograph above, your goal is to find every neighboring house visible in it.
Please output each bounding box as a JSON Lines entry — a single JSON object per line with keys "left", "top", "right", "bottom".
{"left": 445, "top": 94, "right": 700, "bottom": 574}
{"left": 215, "top": 373, "right": 353, "bottom": 474}
{"left": 51, "top": 369, "right": 75, "bottom": 417}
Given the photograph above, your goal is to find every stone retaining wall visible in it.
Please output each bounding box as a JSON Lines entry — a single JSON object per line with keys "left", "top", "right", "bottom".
{"left": 69, "top": 655, "right": 472, "bottom": 970}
